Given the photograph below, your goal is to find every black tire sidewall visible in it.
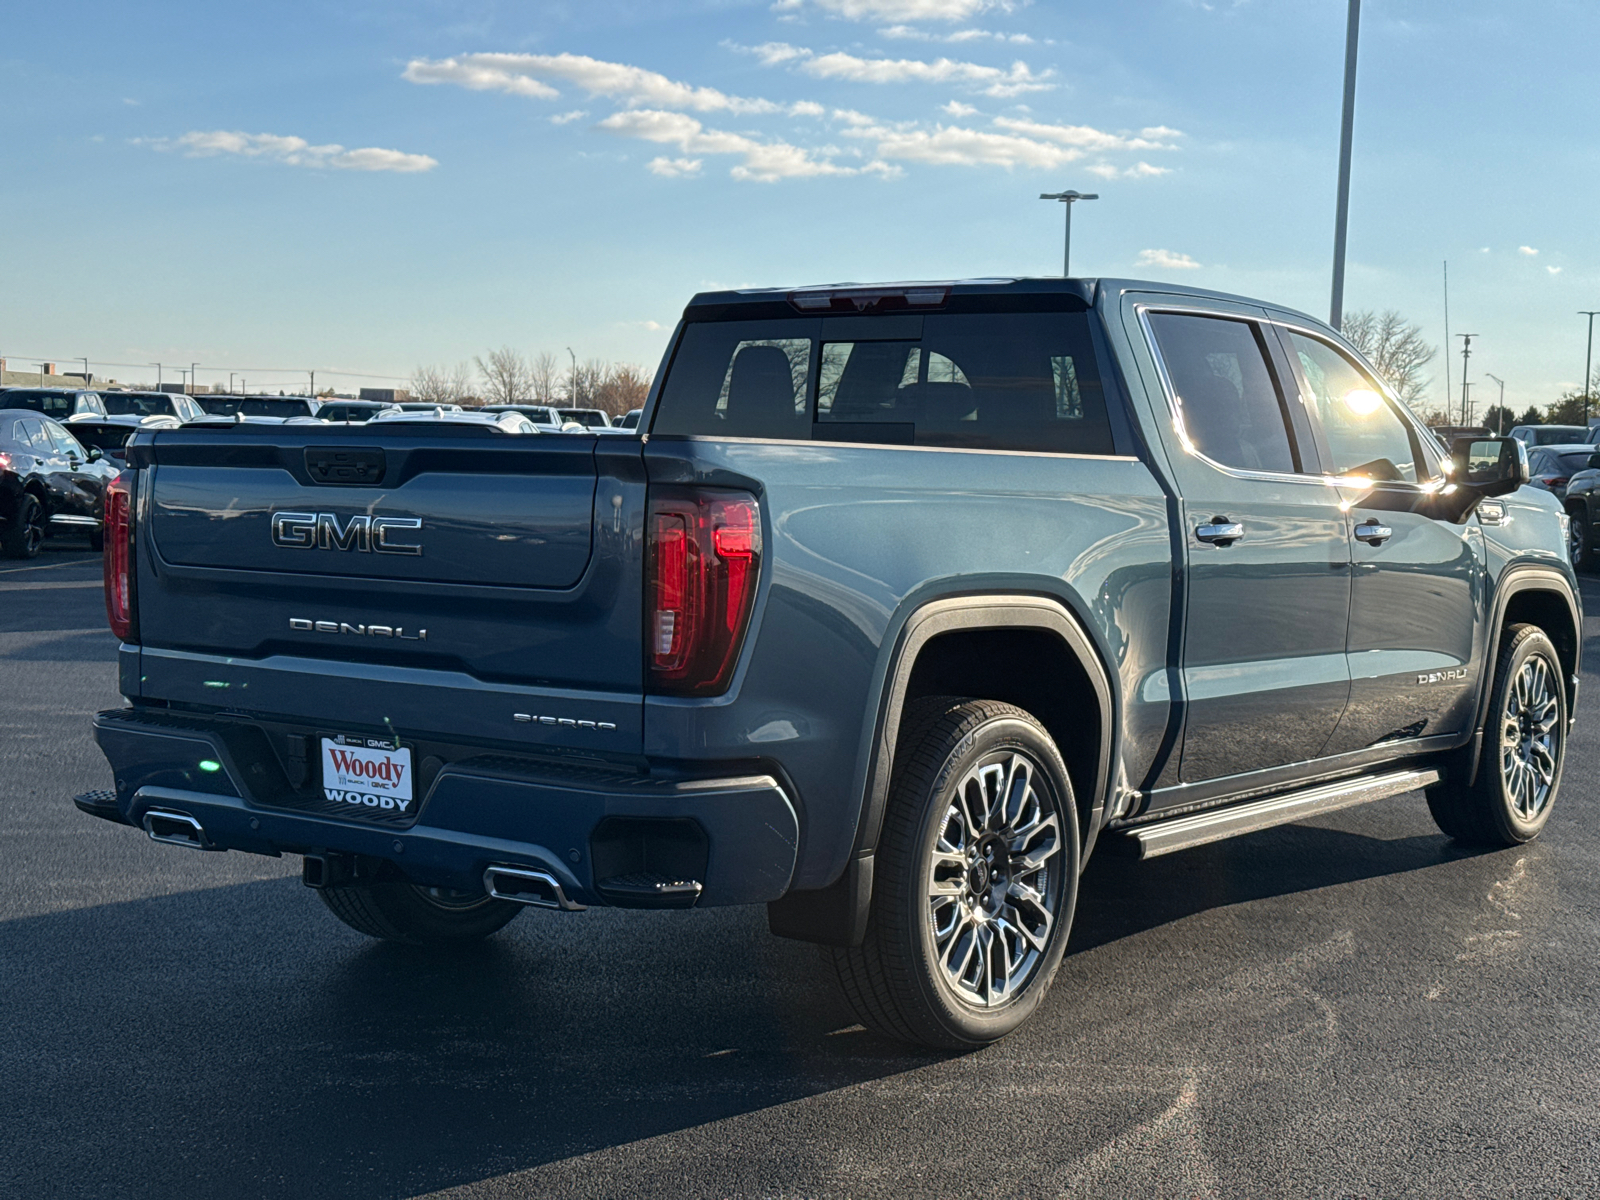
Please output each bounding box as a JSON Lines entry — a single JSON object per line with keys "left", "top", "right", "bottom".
{"left": 895, "top": 711, "right": 1080, "bottom": 1046}
{"left": 1568, "top": 506, "right": 1593, "bottom": 572}
{"left": 3, "top": 495, "right": 44, "bottom": 559}
{"left": 1481, "top": 627, "right": 1567, "bottom": 844}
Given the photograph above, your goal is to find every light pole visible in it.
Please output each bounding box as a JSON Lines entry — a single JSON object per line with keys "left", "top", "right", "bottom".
{"left": 1329, "top": 0, "right": 1361, "bottom": 330}
{"left": 1580, "top": 311, "right": 1600, "bottom": 425}
{"left": 567, "top": 346, "right": 578, "bottom": 404}
{"left": 1457, "top": 333, "right": 1477, "bottom": 426}
{"left": 1484, "top": 372, "right": 1506, "bottom": 432}
{"left": 228, "top": 372, "right": 235, "bottom": 394}
{"left": 308, "top": 370, "right": 315, "bottom": 398}
{"left": 190, "top": 361, "right": 198, "bottom": 396}
{"left": 80, "top": 356, "right": 89, "bottom": 386}
{"left": 152, "top": 363, "right": 162, "bottom": 389}
{"left": 1039, "top": 190, "right": 1098, "bottom": 277}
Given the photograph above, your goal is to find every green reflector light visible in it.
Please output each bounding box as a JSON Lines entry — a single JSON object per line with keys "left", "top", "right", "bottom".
{"left": 199, "top": 760, "right": 222, "bottom": 773}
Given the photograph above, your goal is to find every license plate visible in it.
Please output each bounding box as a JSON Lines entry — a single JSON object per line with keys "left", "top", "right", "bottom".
{"left": 321, "top": 735, "right": 415, "bottom": 815}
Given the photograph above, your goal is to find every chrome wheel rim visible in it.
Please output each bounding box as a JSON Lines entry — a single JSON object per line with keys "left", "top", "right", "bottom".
{"left": 1500, "top": 654, "right": 1561, "bottom": 821}
{"left": 926, "top": 752, "right": 1064, "bottom": 1008}
{"left": 1569, "top": 515, "right": 1584, "bottom": 566}
{"left": 23, "top": 505, "right": 44, "bottom": 555}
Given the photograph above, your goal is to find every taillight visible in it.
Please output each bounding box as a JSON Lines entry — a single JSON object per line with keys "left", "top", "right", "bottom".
{"left": 647, "top": 489, "right": 761, "bottom": 695}
{"left": 0, "top": 452, "right": 11, "bottom": 472}
{"left": 1545, "top": 476, "right": 1569, "bottom": 488}
{"left": 103, "top": 472, "right": 137, "bottom": 643}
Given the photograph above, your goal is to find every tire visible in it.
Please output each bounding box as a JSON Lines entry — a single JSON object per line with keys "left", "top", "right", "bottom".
{"left": 1, "top": 494, "right": 46, "bottom": 560}
{"left": 830, "top": 697, "right": 1081, "bottom": 1050}
{"left": 318, "top": 878, "right": 523, "bottom": 944}
{"left": 1568, "top": 506, "right": 1595, "bottom": 573}
{"left": 1426, "top": 623, "right": 1567, "bottom": 847}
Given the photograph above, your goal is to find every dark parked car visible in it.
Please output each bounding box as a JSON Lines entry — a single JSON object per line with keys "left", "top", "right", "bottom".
{"left": 314, "top": 400, "right": 394, "bottom": 423}
{"left": 77, "top": 276, "right": 1577, "bottom": 1050}
{"left": 557, "top": 407, "right": 611, "bottom": 428}
{"left": 616, "top": 408, "right": 643, "bottom": 430}
{"left": 0, "top": 388, "right": 107, "bottom": 420}
{"left": 1526, "top": 445, "right": 1594, "bottom": 503}
{"left": 98, "top": 391, "right": 207, "bottom": 422}
{"left": 0, "top": 410, "right": 117, "bottom": 556}
{"left": 1510, "top": 424, "right": 1589, "bottom": 447}
{"left": 196, "top": 395, "right": 321, "bottom": 419}
{"left": 1557, "top": 449, "right": 1600, "bottom": 569}
{"left": 61, "top": 416, "right": 180, "bottom": 469}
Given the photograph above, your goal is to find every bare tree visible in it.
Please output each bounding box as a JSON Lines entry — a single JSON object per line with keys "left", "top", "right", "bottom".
{"left": 529, "top": 351, "right": 560, "bottom": 405}
{"left": 410, "top": 362, "right": 473, "bottom": 405}
{"left": 594, "top": 363, "right": 651, "bottom": 417}
{"left": 1341, "top": 310, "right": 1436, "bottom": 405}
{"left": 565, "top": 358, "right": 607, "bottom": 409}
{"left": 475, "top": 346, "right": 533, "bottom": 407}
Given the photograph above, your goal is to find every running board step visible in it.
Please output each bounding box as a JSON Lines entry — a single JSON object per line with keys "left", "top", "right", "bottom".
{"left": 1109, "top": 767, "right": 1441, "bottom": 860}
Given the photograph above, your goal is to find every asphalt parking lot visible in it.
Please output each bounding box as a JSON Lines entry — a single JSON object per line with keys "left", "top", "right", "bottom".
{"left": 4, "top": 545, "right": 1599, "bottom": 1199}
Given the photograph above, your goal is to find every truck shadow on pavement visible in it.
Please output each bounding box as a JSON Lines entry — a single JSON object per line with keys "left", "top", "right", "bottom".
{"left": 1, "top": 814, "right": 1490, "bottom": 1200}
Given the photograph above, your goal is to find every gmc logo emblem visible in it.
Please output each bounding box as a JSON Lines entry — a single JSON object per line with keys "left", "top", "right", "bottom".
{"left": 270, "top": 512, "right": 423, "bottom": 556}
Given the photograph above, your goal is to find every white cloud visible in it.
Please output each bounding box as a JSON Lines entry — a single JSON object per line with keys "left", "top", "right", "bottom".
{"left": 862, "top": 123, "right": 1082, "bottom": 169}
{"left": 1548, "top": 265, "right": 1563, "bottom": 275}
{"left": 1519, "top": 245, "right": 1539, "bottom": 256}
{"left": 1126, "top": 161, "right": 1170, "bottom": 177}
{"left": 943, "top": 100, "right": 978, "bottom": 116}
{"left": 1137, "top": 248, "right": 1201, "bottom": 270}
{"left": 747, "top": 43, "right": 1053, "bottom": 96}
{"left": 880, "top": 23, "right": 1033, "bottom": 42}
{"left": 599, "top": 109, "right": 894, "bottom": 182}
{"left": 790, "top": 100, "right": 827, "bottom": 116}
{"left": 549, "top": 110, "right": 588, "bottom": 124}
{"left": 136, "top": 130, "right": 437, "bottom": 173}
{"left": 404, "top": 53, "right": 779, "bottom": 114}
{"left": 992, "top": 116, "right": 1176, "bottom": 151}
{"left": 774, "top": 0, "right": 1012, "bottom": 20}
{"left": 648, "top": 156, "right": 703, "bottom": 177}
{"left": 121, "top": 98, "right": 140, "bottom": 107}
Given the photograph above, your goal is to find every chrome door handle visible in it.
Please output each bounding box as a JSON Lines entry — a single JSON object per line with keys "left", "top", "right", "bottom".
{"left": 1195, "top": 520, "right": 1244, "bottom": 546}
{"left": 1354, "top": 521, "right": 1393, "bottom": 546}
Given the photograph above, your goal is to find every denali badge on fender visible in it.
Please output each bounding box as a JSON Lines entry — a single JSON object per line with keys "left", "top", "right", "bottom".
{"left": 271, "top": 511, "right": 424, "bottom": 555}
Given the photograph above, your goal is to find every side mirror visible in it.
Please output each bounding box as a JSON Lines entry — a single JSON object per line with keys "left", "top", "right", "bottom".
{"left": 1450, "top": 436, "right": 1529, "bottom": 494}
{"left": 1587, "top": 453, "right": 1600, "bottom": 472}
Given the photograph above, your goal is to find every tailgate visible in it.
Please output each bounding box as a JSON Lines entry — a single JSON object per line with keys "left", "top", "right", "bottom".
{"left": 131, "top": 425, "right": 647, "bottom": 746}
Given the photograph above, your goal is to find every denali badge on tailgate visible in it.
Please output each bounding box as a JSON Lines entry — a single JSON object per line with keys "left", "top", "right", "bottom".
{"left": 271, "top": 511, "right": 424, "bottom": 555}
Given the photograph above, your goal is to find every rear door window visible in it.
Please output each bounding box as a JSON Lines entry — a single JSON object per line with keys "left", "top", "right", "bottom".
{"left": 1146, "top": 313, "right": 1300, "bottom": 474}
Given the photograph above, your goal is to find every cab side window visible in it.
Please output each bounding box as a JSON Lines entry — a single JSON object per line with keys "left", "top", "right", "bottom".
{"left": 1288, "top": 332, "right": 1433, "bottom": 483}
{"left": 1147, "top": 312, "right": 1299, "bottom": 474}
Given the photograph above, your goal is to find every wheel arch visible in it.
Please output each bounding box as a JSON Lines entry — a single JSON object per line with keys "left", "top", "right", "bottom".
{"left": 768, "top": 588, "right": 1119, "bottom": 947}
{"left": 1465, "top": 564, "right": 1582, "bottom": 785}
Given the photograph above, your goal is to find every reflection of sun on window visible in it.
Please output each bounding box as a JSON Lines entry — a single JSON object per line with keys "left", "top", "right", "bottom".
{"left": 1342, "top": 388, "right": 1383, "bottom": 417}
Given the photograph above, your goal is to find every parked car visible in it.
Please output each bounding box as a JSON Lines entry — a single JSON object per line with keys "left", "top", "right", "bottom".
{"left": 197, "top": 395, "right": 321, "bottom": 419}
{"left": 557, "top": 407, "right": 611, "bottom": 428}
{"left": 97, "top": 391, "right": 208, "bottom": 422}
{"left": 1510, "top": 424, "right": 1589, "bottom": 447}
{"left": 62, "top": 415, "right": 180, "bottom": 469}
{"left": 0, "top": 410, "right": 118, "bottom": 555}
{"left": 1526, "top": 445, "right": 1595, "bottom": 503}
{"left": 480, "top": 404, "right": 563, "bottom": 431}
{"left": 314, "top": 400, "right": 395, "bottom": 423}
{"left": 77, "top": 276, "right": 1577, "bottom": 1050}
{"left": 617, "top": 408, "right": 644, "bottom": 430}
{"left": 1557, "top": 449, "right": 1600, "bottom": 569}
{"left": 0, "top": 388, "right": 107, "bottom": 420}
{"left": 395, "top": 402, "right": 464, "bottom": 413}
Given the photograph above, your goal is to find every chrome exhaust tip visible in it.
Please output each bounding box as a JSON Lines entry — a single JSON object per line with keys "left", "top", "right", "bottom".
{"left": 483, "top": 864, "right": 586, "bottom": 911}
{"left": 142, "top": 809, "right": 213, "bottom": 851}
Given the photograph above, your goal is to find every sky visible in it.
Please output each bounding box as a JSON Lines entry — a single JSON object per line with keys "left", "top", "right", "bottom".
{"left": 2, "top": 0, "right": 1597, "bottom": 413}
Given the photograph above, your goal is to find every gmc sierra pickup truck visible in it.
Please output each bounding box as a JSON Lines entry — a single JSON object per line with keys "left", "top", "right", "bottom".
{"left": 77, "top": 278, "right": 1579, "bottom": 1050}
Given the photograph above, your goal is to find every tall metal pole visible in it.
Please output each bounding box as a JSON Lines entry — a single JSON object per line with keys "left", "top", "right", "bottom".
{"left": 1580, "top": 311, "right": 1599, "bottom": 425}
{"left": 1457, "top": 334, "right": 1476, "bottom": 426}
{"left": 1329, "top": 0, "right": 1361, "bottom": 330}
{"left": 1485, "top": 372, "right": 1506, "bottom": 433}
{"left": 567, "top": 347, "right": 577, "bottom": 405}
{"left": 1442, "top": 262, "right": 1451, "bottom": 411}
{"left": 80, "top": 356, "right": 89, "bottom": 386}
{"left": 1038, "top": 191, "right": 1097, "bottom": 277}
{"left": 190, "top": 362, "right": 198, "bottom": 397}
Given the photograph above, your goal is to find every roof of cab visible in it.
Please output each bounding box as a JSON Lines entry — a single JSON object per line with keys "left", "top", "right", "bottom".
{"left": 683, "top": 276, "right": 1329, "bottom": 333}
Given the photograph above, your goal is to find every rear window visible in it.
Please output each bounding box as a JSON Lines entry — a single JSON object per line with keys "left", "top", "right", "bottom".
{"left": 1, "top": 390, "right": 76, "bottom": 417}
{"left": 68, "top": 424, "right": 135, "bottom": 453}
{"left": 101, "top": 393, "right": 173, "bottom": 417}
{"left": 653, "top": 311, "right": 1114, "bottom": 454}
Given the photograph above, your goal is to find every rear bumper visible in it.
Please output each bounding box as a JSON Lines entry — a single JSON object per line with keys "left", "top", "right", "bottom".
{"left": 84, "top": 708, "right": 798, "bottom": 907}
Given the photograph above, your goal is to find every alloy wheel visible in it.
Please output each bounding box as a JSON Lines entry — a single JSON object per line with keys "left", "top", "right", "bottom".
{"left": 1500, "top": 653, "right": 1561, "bottom": 821}
{"left": 926, "top": 751, "right": 1064, "bottom": 1008}
{"left": 1569, "top": 514, "right": 1584, "bottom": 567}
{"left": 23, "top": 505, "right": 45, "bottom": 556}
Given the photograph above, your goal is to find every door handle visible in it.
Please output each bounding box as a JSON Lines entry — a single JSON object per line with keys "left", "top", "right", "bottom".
{"left": 1354, "top": 520, "right": 1393, "bottom": 546}
{"left": 1195, "top": 520, "right": 1244, "bottom": 546}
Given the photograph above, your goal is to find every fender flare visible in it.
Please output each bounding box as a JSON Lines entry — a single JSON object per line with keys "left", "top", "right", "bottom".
{"left": 1464, "top": 563, "right": 1582, "bottom": 784}
{"left": 769, "top": 591, "right": 1118, "bottom": 947}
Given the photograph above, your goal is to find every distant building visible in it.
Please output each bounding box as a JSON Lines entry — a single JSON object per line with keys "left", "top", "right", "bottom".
{"left": 359, "top": 388, "right": 410, "bottom": 403}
